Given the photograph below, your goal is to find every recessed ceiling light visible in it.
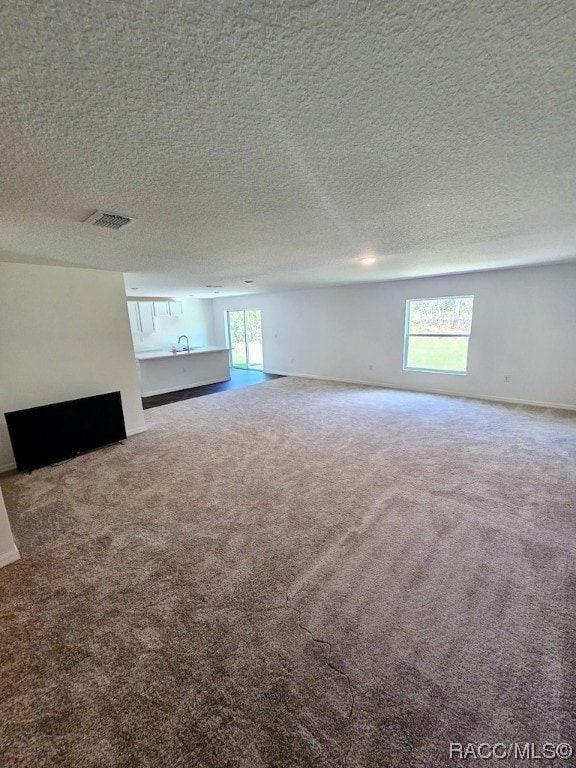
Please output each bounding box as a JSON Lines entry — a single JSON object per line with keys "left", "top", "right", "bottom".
{"left": 360, "top": 256, "right": 376, "bottom": 265}
{"left": 244, "top": 280, "right": 254, "bottom": 283}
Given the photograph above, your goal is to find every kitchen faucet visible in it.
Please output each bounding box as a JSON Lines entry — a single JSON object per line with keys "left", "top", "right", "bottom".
{"left": 177, "top": 335, "right": 189, "bottom": 352}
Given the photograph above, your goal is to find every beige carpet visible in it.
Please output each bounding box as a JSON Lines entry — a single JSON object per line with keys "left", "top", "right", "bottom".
{"left": 1, "top": 377, "right": 575, "bottom": 767}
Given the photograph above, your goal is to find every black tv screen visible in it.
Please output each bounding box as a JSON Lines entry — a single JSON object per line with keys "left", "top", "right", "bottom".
{"left": 5, "top": 391, "right": 127, "bottom": 472}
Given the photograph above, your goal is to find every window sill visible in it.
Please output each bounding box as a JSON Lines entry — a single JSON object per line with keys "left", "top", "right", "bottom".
{"left": 403, "top": 368, "right": 468, "bottom": 376}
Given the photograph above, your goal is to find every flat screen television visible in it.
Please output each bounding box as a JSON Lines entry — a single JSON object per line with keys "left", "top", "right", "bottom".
{"left": 5, "top": 391, "right": 127, "bottom": 473}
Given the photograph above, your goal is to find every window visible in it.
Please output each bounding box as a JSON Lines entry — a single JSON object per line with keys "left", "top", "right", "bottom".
{"left": 226, "top": 310, "right": 263, "bottom": 370}
{"left": 404, "top": 295, "right": 474, "bottom": 374}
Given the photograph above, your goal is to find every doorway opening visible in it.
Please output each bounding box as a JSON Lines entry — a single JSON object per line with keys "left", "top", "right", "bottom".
{"left": 226, "top": 310, "right": 263, "bottom": 370}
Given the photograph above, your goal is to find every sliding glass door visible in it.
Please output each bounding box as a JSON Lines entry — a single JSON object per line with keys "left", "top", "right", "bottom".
{"left": 227, "top": 310, "right": 263, "bottom": 370}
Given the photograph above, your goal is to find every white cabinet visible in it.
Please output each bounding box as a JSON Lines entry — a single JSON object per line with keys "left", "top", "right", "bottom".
{"left": 127, "top": 301, "right": 156, "bottom": 334}
{"left": 152, "top": 301, "right": 182, "bottom": 316}
{"left": 153, "top": 301, "right": 170, "bottom": 317}
{"left": 128, "top": 301, "right": 142, "bottom": 333}
{"left": 139, "top": 302, "right": 155, "bottom": 333}
{"left": 127, "top": 300, "right": 182, "bottom": 332}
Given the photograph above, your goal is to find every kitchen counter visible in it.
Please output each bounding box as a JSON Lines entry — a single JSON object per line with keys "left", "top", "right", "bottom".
{"left": 135, "top": 346, "right": 230, "bottom": 361}
{"left": 135, "top": 347, "right": 231, "bottom": 396}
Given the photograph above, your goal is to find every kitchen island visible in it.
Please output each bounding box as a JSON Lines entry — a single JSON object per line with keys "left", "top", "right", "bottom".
{"left": 135, "top": 347, "right": 231, "bottom": 396}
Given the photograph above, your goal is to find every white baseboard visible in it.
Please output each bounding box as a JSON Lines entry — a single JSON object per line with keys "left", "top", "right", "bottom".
{"left": 265, "top": 371, "right": 576, "bottom": 412}
{"left": 141, "top": 377, "right": 231, "bottom": 398}
{"left": 0, "top": 545, "right": 20, "bottom": 568}
{"left": 126, "top": 425, "right": 148, "bottom": 437}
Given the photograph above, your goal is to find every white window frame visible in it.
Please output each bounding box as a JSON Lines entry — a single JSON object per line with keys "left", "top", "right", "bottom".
{"left": 403, "top": 295, "right": 474, "bottom": 375}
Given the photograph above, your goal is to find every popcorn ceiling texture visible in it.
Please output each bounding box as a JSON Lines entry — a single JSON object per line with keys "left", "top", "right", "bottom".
{"left": 1, "top": 0, "right": 576, "bottom": 295}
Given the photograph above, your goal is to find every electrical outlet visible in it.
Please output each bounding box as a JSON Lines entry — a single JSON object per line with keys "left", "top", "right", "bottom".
{"left": 368, "top": 364, "right": 373, "bottom": 371}
{"left": 504, "top": 375, "right": 510, "bottom": 383}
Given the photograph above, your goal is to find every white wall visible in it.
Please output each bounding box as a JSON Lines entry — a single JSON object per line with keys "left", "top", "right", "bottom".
{"left": 212, "top": 263, "right": 576, "bottom": 409}
{"left": 0, "top": 262, "right": 146, "bottom": 471}
{"left": 0, "top": 485, "right": 19, "bottom": 568}
{"left": 130, "top": 298, "right": 215, "bottom": 352}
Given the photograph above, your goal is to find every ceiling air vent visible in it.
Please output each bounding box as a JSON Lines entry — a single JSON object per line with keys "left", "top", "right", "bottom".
{"left": 84, "top": 211, "right": 134, "bottom": 230}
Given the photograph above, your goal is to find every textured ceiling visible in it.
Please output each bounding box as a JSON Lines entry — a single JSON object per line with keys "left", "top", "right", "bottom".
{"left": 1, "top": 0, "right": 576, "bottom": 298}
